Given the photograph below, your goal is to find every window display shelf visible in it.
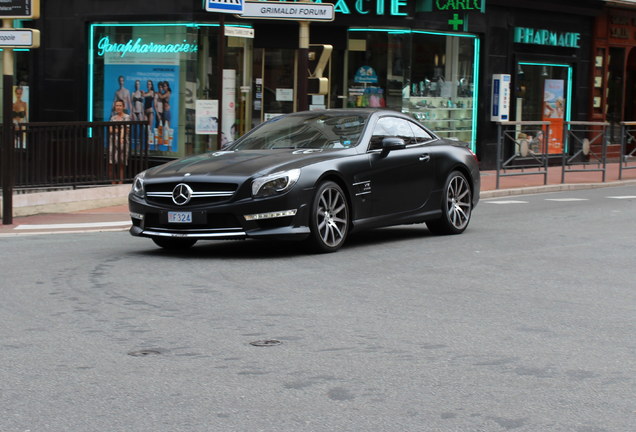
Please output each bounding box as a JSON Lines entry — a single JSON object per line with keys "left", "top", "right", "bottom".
{"left": 403, "top": 97, "right": 474, "bottom": 141}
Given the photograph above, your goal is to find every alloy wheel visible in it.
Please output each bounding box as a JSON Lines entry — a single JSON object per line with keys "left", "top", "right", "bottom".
{"left": 313, "top": 182, "right": 349, "bottom": 251}
{"left": 446, "top": 174, "right": 471, "bottom": 230}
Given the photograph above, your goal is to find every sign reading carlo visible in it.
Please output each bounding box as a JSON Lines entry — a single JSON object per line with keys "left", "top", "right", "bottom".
{"left": 418, "top": 0, "right": 485, "bottom": 13}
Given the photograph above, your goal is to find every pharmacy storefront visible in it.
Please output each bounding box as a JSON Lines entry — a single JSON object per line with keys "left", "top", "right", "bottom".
{"left": 512, "top": 27, "right": 581, "bottom": 154}
{"left": 87, "top": 0, "right": 484, "bottom": 159}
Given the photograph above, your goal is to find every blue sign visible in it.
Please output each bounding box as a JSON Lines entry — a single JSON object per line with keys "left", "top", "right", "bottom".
{"left": 354, "top": 66, "right": 378, "bottom": 84}
{"left": 492, "top": 79, "right": 500, "bottom": 117}
{"left": 206, "top": 0, "right": 243, "bottom": 14}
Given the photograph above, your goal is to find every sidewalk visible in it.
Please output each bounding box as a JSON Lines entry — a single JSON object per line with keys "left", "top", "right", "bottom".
{"left": 1, "top": 162, "right": 635, "bottom": 236}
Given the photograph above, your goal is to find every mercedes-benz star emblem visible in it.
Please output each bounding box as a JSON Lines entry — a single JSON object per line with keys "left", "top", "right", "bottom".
{"left": 172, "top": 183, "right": 193, "bottom": 206}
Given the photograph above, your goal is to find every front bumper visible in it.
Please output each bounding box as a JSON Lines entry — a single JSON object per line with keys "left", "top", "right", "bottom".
{"left": 128, "top": 190, "right": 313, "bottom": 241}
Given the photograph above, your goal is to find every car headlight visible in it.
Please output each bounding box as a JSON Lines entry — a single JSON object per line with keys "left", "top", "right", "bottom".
{"left": 252, "top": 169, "right": 301, "bottom": 198}
{"left": 131, "top": 171, "right": 146, "bottom": 198}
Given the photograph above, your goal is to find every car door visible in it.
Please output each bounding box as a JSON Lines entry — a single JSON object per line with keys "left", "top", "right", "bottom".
{"left": 366, "top": 116, "right": 436, "bottom": 217}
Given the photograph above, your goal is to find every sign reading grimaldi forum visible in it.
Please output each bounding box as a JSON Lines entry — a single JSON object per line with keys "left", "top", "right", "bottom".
{"left": 239, "top": 1, "right": 335, "bottom": 21}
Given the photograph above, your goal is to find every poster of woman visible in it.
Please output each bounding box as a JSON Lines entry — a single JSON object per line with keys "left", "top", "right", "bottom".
{"left": 542, "top": 79, "right": 565, "bottom": 154}
{"left": 12, "top": 86, "right": 29, "bottom": 125}
{"left": 13, "top": 86, "right": 29, "bottom": 148}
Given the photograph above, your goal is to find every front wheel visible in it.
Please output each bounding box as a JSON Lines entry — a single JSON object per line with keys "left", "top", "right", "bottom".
{"left": 306, "top": 181, "right": 349, "bottom": 253}
{"left": 426, "top": 171, "right": 472, "bottom": 235}
{"left": 152, "top": 237, "right": 197, "bottom": 250}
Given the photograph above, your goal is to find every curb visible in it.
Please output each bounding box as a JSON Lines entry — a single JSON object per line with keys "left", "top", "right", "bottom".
{"left": 0, "top": 185, "right": 130, "bottom": 217}
{"left": 481, "top": 179, "right": 636, "bottom": 199}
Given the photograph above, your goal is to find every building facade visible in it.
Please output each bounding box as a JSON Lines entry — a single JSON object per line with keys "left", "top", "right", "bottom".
{"left": 4, "top": 0, "right": 603, "bottom": 168}
{"left": 591, "top": 0, "right": 636, "bottom": 150}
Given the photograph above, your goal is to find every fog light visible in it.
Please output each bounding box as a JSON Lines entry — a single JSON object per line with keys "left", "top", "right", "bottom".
{"left": 130, "top": 212, "right": 144, "bottom": 220}
{"left": 244, "top": 209, "right": 297, "bottom": 221}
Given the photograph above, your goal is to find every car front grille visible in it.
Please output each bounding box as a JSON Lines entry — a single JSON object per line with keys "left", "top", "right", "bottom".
{"left": 145, "top": 182, "right": 238, "bottom": 207}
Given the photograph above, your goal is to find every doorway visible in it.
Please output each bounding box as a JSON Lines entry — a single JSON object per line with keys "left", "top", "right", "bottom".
{"left": 515, "top": 62, "right": 572, "bottom": 153}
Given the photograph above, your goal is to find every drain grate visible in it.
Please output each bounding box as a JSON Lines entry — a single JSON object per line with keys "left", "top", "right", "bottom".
{"left": 249, "top": 340, "right": 282, "bottom": 347}
{"left": 128, "top": 349, "right": 162, "bottom": 357}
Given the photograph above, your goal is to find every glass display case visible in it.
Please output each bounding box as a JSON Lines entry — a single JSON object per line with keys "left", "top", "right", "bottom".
{"left": 403, "top": 96, "right": 473, "bottom": 142}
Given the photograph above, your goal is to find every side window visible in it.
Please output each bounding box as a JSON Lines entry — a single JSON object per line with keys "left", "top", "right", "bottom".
{"left": 409, "top": 122, "right": 434, "bottom": 144}
{"left": 370, "top": 117, "right": 415, "bottom": 150}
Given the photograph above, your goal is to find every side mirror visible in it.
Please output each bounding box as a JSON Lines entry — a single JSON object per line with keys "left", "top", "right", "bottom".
{"left": 380, "top": 137, "right": 406, "bottom": 155}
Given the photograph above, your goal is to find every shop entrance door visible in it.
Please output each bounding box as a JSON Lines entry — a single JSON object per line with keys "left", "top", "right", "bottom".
{"left": 222, "top": 36, "right": 253, "bottom": 147}
{"left": 253, "top": 48, "right": 296, "bottom": 125}
{"left": 252, "top": 45, "right": 340, "bottom": 127}
{"left": 515, "top": 62, "right": 572, "bottom": 153}
{"left": 624, "top": 48, "right": 636, "bottom": 122}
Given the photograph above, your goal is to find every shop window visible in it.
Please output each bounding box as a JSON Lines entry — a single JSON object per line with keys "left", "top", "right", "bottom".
{"left": 347, "top": 28, "right": 478, "bottom": 150}
{"left": 89, "top": 23, "right": 253, "bottom": 158}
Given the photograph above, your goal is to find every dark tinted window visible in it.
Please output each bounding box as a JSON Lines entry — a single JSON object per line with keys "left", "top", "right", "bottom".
{"left": 229, "top": 113, "right": 368, "bottom": 150}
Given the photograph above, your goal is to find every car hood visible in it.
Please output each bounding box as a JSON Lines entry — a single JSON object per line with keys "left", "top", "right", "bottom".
{"left": 145, "top": 149, "right": 347, "bottom": 180}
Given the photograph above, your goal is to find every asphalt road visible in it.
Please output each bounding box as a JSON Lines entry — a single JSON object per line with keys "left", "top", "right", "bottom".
{"left": 1, "top": 185, "right": 635, "bottom": 432}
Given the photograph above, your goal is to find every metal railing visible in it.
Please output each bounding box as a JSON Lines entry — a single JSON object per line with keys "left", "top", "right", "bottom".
{"left": 495, "top": 121, "right": 550, "bottom": 189}
{"left": 495, "top": 121, "right": 615, "bottom": 188}
{"left": 620, "top": 121, "right": 636, "bottom": 179}
{"left": 561, "top": 121, "right": 608, "bottom": 183}
{"left": 2, "top": 120, "right": 149, "bottom": 189}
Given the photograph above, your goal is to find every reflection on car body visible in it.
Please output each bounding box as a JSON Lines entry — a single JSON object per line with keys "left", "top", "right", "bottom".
{"left": 129, "top": 109, "right": 480, "bottom": 253}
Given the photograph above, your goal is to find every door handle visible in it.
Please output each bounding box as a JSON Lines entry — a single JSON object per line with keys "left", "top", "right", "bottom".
{"left": 419, "top": 154, "right": 431, "bottom": 162}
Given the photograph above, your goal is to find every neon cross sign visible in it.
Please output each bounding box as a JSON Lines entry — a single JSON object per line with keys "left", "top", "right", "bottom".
{"left": 448, "top": 13, "right": 463, "bottom": 31}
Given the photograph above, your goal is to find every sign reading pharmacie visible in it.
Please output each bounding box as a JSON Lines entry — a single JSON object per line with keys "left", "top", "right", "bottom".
{"left": 514, "top": 27, "right": 581, "bottom": 49}
{"left": 238, "top": 1, "right": 335, "bottom": 21}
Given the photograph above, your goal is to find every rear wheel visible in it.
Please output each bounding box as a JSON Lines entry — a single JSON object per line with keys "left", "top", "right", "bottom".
{"left": 152, "top": 237, "right": 197, "bottom": 250}
{"left": 307, "top": 181, "right": 349, "bottom": 253}
{"left": 426, "top": 171, "right": 472, "bottom": 235}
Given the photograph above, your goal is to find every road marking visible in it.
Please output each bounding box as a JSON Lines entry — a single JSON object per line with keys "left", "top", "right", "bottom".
{"left": 544, "top": 198, "right": 589, "bottom": 202}
{"left": 15, "top": 221, "right": 131, "bottom": 230}
{"left": 485, "top": 200, "right": 529, "bottom": 204}
{"left": 607, "top": 196, "right": 636, "bottom": 199}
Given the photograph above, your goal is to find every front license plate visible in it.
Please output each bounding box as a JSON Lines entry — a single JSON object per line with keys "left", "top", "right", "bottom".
{"left": 168, "top": 211, "right": 192, "bottom": 223}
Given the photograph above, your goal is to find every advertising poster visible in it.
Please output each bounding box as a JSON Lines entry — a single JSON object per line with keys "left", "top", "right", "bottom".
{"left": 102, "top": 37, "right": 182, "bottom": 153}
{"left": 354, "top": 66, "right": 378, "bottom": 84}
{"left": 195, "top": 100, "right": 219, "bottom": 135}
{"left": 222, "top": 69, "right": 236, "bottom": 148}
{"left": 12, "top": 85, "right": 29, "bottom": 125}
{"left": 542, "top": 79, "right": 565, "bottom": 154}
{"left": 104, "top": 65, "right": 179, "bottom": 152}
{"left": 12, "top": 85, "right": 29, "bottom": 148}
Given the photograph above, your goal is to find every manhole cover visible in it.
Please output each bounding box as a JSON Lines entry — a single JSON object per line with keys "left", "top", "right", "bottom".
{"left": 249, "top": 340, "right": 282, "bottom": 347}
{"left": 128, "top": 349, "right": 162, "bottom": 357}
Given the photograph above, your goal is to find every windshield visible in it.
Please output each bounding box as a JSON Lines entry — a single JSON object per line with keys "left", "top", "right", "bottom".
{"left": 227, "top": 112, "right": 368, "bottom": 150}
